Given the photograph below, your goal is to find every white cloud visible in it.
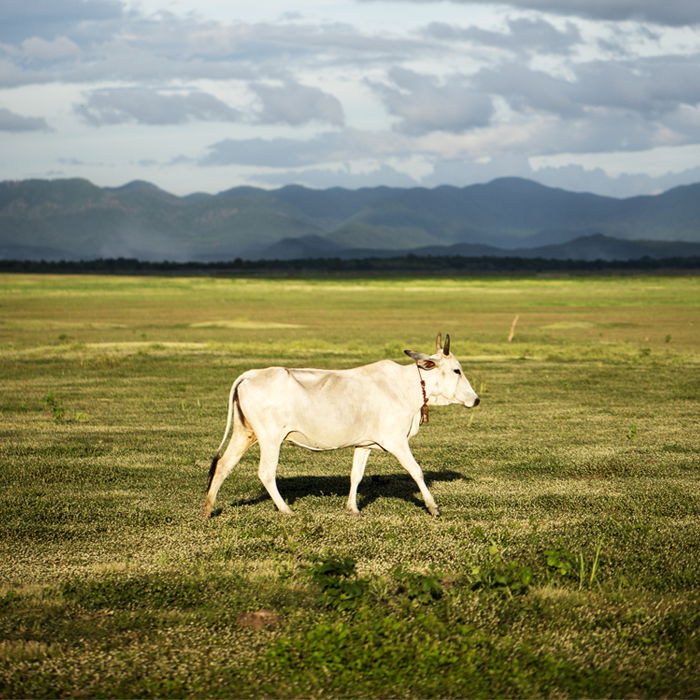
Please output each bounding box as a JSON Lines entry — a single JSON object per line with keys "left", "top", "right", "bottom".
{"left": 0, "top": 11, "right": 430, "bottom": 89}
{"left": 21, "top": 36, "right": 81, "bottom": 60}
{"left": 362, "top": 0, "right": 700, "bottom": 27}
{"left": 484, "top": 53, "right": 700, "bottom": 118}
{"left": 75, "top": 87, "right": 241, "bottom": 125}
{"left": 0, "top": 1, "right": 123, "bottom": 42}
{"left": 472, "top": 64, "right": 582, "bottom": 117}
{"left": 251, "top": 81, "right": 345, "bottom": 126}
{"left": 0, "top": 106, "right": 51, "bottom": 131}
{"left": 370, "top": 68, "right": 494, "bottom": 134}
{"left": 200, "top": 129, "right": 412, "bottom": 168}
{"left": 426, "top": 16, "right": 582, "bottom": 56}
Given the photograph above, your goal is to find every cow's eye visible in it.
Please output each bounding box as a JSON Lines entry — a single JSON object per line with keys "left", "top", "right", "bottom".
{"left": 453, "top": 369, "right": 461, "bottom": 375}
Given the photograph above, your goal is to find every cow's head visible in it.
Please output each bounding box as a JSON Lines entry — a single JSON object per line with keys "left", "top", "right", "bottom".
{"left": 404, "top": 333, "right": 480, "bottom": 408}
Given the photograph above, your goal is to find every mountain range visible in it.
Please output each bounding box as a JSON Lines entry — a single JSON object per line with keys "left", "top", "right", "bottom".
{"left": 1, "top": 177, "right": 699, "bottom": 262}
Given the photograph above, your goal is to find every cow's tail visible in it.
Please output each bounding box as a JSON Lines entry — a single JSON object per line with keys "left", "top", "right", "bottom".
{"left": 207, "top": 375, "right": 246, "bottom": 491}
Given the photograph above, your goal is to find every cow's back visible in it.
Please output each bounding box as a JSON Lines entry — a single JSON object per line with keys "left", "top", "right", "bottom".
{"left": 235, "top": 361, "right": 414, "bottom": 450}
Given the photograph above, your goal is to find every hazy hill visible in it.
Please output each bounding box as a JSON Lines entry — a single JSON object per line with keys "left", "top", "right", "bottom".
{"left": 0, "top": 177, "right": 698, "bottom": 261}
{"left": 254, "top": 234, "right": 700, "bottom": 262}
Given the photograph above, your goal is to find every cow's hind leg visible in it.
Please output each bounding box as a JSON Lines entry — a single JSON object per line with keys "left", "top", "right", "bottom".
{"left": 257, "top": 439, "right": 293, "bottom": 515}
{"left": 388, "top": 442, "right": 440, "bottom": 517}
{"left": 347, "top": 447, "right": 371, "bottom": 515}
{"left": 203, "top": 426, "right": 255, "bottom": 517}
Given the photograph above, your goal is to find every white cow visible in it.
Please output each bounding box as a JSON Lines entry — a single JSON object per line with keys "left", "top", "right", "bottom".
{"left": 203, "top": 333, "right": 479, "bottom": 518}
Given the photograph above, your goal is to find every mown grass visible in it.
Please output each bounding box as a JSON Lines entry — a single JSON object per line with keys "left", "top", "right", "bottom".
{"left": 1, "top": 273, "right": 699, "bottom": 698}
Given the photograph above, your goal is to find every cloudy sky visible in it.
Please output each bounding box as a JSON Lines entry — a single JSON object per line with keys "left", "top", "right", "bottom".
{"left": 1, "top": 0, "right": 700, "bottom": 197}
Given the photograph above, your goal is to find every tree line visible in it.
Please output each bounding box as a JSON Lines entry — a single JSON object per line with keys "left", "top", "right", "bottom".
{"left": 1, "top": 254, "right": 698, "bottom": 276}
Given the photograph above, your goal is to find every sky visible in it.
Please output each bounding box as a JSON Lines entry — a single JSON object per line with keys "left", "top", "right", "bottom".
{"left": 1, "top": 0, "right": 700, "bottom": 197}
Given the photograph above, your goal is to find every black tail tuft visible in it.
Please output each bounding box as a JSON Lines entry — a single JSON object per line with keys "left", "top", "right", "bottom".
{"left": 207, "top": 454, "right": 220, "bottom": 491}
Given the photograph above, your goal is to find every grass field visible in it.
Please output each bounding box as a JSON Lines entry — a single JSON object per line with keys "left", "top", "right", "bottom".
{"left": 1, "top": 273, "right": 699, "bottom": 698}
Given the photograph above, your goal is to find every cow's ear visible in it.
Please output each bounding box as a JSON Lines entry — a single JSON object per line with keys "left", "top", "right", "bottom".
{"left": 404, "top": 350, "right": 437, "bottom": 370}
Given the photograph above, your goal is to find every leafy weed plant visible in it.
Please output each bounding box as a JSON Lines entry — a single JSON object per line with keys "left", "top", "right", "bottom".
{"left": 41, "top": 392, "right": 65, "bottom": 422}
{"left": 308, "top": 555, "right": 369, "bottom": 611}
{"left": 545, "top": 539, "right": 604, "bottom": 590}
{"left": 468, "top": 544, "right": 533, "bottom": 598}
{"left": 392, "top": 565, "right": 443, "bottom": 604}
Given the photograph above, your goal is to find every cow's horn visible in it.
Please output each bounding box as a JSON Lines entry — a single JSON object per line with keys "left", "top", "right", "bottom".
{"left": 443, "top": 334, "right": 451, "bottom": 355}
{"left": 435, "top": 333, "right": 442, "bottom": 352}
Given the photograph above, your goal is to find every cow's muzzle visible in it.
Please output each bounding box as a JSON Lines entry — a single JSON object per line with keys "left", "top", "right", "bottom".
{"left": 470, "top": 397, "right": 480, "bottom": 407}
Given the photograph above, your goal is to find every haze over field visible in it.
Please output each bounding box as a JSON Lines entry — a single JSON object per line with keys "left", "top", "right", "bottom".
{"left": 2, "top": 1, "right": 700, "bottom": 197}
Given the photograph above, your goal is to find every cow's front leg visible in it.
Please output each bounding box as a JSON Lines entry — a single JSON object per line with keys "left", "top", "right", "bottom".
{"left": 347, "top": 447, "right": 371, "bottom": 515}
{"left": 257, "top": 440, "right": 293, "bottom": 514}
{"left": 388, "top": 442, "right": 440, "bottom": 517}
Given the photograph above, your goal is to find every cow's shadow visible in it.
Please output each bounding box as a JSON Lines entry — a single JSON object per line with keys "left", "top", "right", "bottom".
{"left": 227, "top": 469, "right": 468, "bottom": 514}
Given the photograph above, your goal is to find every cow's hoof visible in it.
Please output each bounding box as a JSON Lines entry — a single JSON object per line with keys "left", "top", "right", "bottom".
{"left": 346, "top": 508, "right": 361, "bottom": 517}
{"left": 429, "top": 507, "right": 441, "bottom": 518}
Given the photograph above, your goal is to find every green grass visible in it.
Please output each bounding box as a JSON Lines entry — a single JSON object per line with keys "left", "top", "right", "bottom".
{"left": 1, "top": 273, "right": 699, "bottom": 698}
